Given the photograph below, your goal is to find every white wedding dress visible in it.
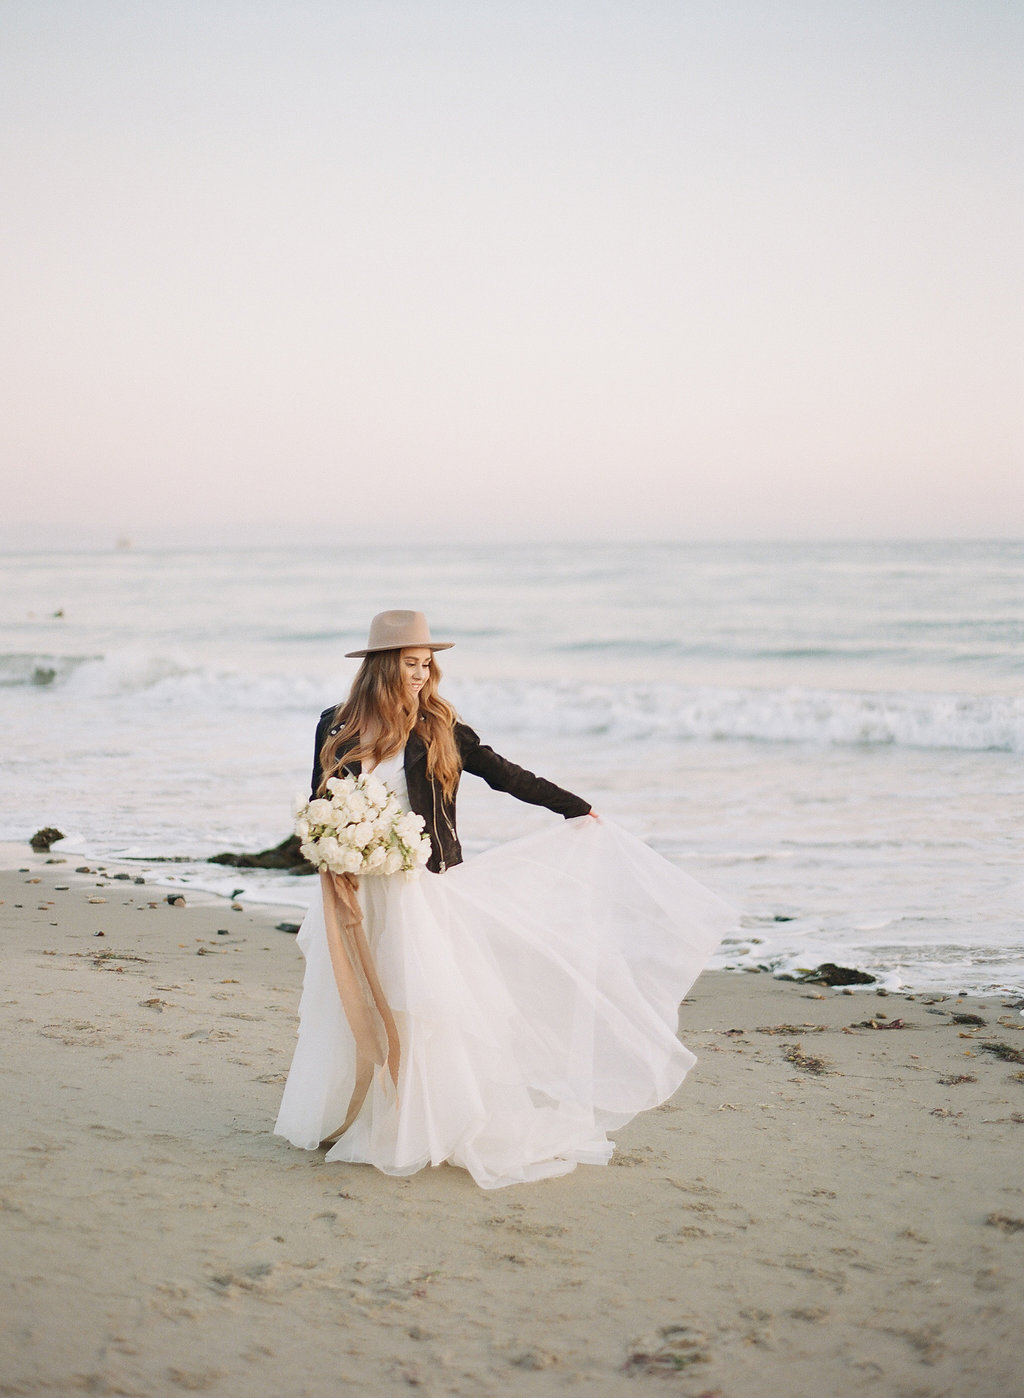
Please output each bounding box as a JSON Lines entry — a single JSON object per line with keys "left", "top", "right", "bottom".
{"left": 274, "top": 750, "right": 733, "bottom": 1189}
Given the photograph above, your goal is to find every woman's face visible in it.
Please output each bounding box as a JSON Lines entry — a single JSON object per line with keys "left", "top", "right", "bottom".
{"left": 399, "top": 647, "right": 432, "bottom": 702}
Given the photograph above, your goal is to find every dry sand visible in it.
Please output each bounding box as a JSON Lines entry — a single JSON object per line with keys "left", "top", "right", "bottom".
{"left": 2, "top": 848, "right": 1023, "bottom": 1398}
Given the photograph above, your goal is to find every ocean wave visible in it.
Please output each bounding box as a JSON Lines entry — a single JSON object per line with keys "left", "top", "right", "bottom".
{"left": 451, "top": 680, "right": 1024, "bottom": 754}
{"left": 7, "top": 650, "right": 1022, "bottom": 752}
{"left": 3, "top": 650, "right": 326, "bottom": 708}
{"left": 0, "top": 652, "right": 99, "bottom": 687}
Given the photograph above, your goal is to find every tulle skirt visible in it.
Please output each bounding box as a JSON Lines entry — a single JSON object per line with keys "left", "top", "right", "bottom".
{"left": 274, "top": 816, "right": 733, "bottom": 1189}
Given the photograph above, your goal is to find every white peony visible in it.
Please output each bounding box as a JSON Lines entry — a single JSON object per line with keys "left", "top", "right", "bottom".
{"left": 306, "top": 798, "right": 334, "bottom": 825}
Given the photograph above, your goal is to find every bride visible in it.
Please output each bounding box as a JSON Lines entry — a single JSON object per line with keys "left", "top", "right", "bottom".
{"left": 275, "top": 610, "right": 732, "bottom": 1189}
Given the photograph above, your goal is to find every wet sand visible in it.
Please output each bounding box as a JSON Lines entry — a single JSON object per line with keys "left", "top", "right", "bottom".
{"left": 2, "top": 850, "right": 1022, "bottom": 1397}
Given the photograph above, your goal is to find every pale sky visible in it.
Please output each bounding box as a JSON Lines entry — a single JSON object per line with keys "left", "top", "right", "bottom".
{"left": 2, "top": 0, "right": 1021, "bottom": 546}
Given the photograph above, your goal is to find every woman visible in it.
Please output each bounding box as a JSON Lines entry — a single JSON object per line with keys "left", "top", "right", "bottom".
{"left": 275, "top": 611, "right": 731, "bottom": 1189}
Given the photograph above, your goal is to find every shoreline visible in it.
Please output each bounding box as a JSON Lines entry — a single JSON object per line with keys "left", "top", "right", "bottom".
{"left": 8, "top": 833, "right": 1023, "bottom": 999}
{"left": 3, "top": 856, "right": 1022, "bottom": 1395}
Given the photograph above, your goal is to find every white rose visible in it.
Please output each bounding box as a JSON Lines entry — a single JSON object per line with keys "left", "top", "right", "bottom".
{"left": 365, "top": 844, "right": 387, "bottom": 870}
{"left": 294, "top": 817, "right": 311, "bottom": 842}
{"left": 342, "top": 847, "right": 363, "bottom": 874}
{"left": 349, "top": 821, "right": 372, "bottom": 847}
{"left": 306, "top": 798, "right": 333, "bottom": 824}
{"left": 382, "top": 847, "right": 404, "bottom": 876}
{"left": 316, "top": 835, "right": 340, "bottom": 867}
{"left": 361, "top": 775, "right": 387, "bottom": 807}
{"left": 396, "top": 812, "right": 423, "bottom": 841}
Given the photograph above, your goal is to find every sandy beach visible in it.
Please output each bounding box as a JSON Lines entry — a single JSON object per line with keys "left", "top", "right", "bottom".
{"left": 2, "top": 849, "right": 1022, "bottom": 1398}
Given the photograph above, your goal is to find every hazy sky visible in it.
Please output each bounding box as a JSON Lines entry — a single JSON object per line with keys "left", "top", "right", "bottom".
{"left": 2, "top": 1, "right": 1021, "bottom": 545}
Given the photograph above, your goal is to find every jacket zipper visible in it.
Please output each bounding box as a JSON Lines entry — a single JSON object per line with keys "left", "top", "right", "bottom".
{"left": 430, "top": 780, "right": 446, "bottom": 873}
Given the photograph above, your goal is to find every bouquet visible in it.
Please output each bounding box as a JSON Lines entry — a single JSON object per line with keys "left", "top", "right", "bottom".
{"left": 294, "top": 772, "right": 432, "bottom": 878}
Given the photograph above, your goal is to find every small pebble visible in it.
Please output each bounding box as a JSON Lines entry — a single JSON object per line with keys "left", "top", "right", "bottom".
{"left": 76, "top": 866, "right": 91, "bottom": 873}
{"left": 231, "top": 902, "right": 244, "bottom": 911}
{"left": 113, "top": 873, "right": 131, "bottom": 881}
{"left": 93, "top": 930, "right": 105, "bottom": 937}
{"left": 217, "top": 929, "right": 229, "bottom": 936}
{"left": 133, "top": 877, "right": 146, "bottom": 885}
{"left": 167, "top": 895, "right": 186, "bottom": 908}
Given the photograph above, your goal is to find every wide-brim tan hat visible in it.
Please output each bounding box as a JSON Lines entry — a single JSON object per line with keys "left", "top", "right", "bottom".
{"left": 345, "top": 610, "right": 454, "bottom": 658}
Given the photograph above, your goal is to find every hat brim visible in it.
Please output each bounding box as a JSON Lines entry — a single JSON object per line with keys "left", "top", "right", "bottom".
{"left": 344, "top": 641, "right": 455, "bottom": 659}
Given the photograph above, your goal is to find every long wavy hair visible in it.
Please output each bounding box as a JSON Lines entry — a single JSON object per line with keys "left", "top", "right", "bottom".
{"left": 317, "top": 649, "right": 461, "bottom": 799}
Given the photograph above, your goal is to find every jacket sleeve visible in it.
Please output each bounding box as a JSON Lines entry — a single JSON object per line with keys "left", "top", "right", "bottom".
{"left": 456, "top": 723, "right": 591, "bottom": 819}
{"left": 309, "top": 708, "right": 337, "bottom": 799}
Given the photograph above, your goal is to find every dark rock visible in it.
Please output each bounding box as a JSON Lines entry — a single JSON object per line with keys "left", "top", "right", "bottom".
{"left": 166, "top": 895, "right": 186, "bottom": 908}
{"left": 276, "top": 922, "right": 302, "bottom": 935}
{"left": 112, "top": 872, "right": 131, "bottom": 881}
{"left": 133, "top": 877, "right": 145, "bottom": 885}
{"left": 30, "top": 827, "right": 65, "bottom": 852}
{"left": 208, "top": 833, "right": 314, "bottom": 874}
{"left": 951, "top": 1013, "right": 986, "bottom": 1026}
{"left": 797, "top": 962, "right": 876, "bottom": 987}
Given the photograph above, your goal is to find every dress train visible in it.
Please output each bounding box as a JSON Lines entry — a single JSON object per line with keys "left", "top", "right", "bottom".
{"left": 274, "top": 816, "right": 732, "bottom": 1189}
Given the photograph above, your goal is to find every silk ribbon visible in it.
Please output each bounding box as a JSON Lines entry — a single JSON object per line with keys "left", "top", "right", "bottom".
{"left": 317, "top": 869, "right": 400, "bottom": 1146}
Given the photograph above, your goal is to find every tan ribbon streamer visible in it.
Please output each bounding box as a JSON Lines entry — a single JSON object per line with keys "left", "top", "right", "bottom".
{"left": 318, "top": 870, "right": 401, "bottom": 1147}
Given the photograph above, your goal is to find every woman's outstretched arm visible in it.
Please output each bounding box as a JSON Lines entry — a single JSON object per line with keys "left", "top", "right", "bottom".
{"left": 456, "top": 723, "right": 591, "bottom": 819}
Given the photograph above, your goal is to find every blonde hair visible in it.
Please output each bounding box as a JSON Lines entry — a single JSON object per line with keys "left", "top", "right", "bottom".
{"left": 317, "top": 649, "right": 461, "bottom": 799}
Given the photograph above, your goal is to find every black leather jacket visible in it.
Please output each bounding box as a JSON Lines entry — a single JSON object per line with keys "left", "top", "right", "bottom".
{"left": 310, "top": 709, "right": 591, "bottom": 874}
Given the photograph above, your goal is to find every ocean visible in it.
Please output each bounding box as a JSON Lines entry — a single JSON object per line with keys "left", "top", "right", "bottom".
{"left": 3, "top": 540, "right": 1022, "bottom": 994}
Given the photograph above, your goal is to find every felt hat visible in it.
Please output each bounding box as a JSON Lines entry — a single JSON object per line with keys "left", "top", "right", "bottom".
{"left": 345, "top": 610, "right": 454, "bottom": 658}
